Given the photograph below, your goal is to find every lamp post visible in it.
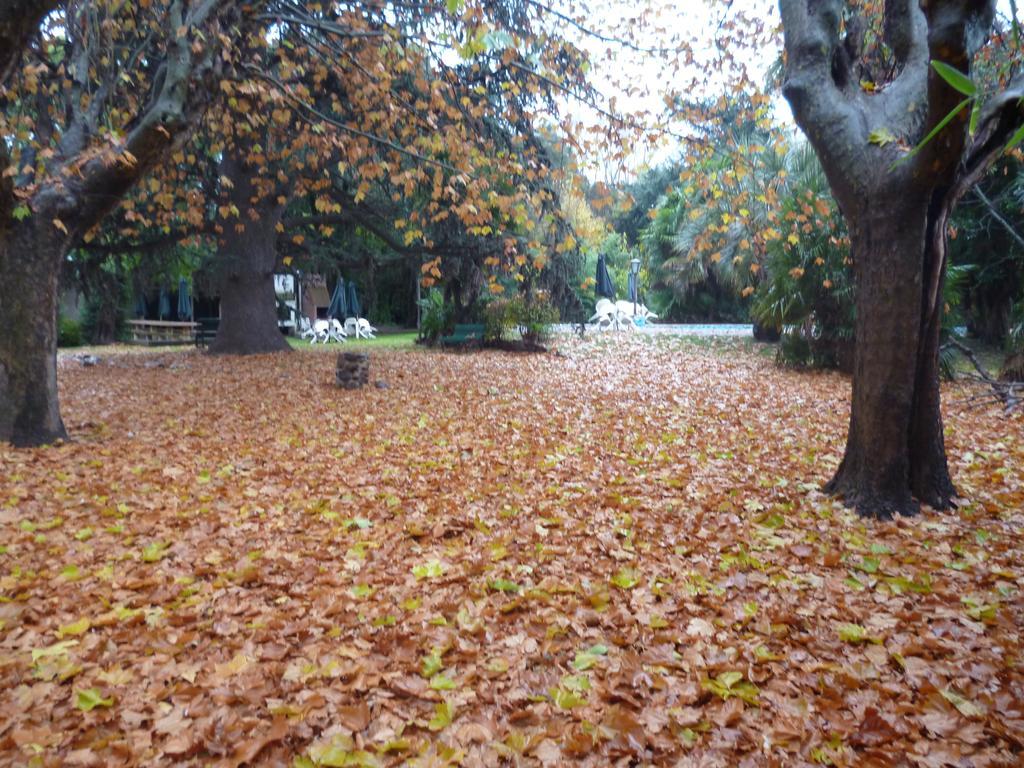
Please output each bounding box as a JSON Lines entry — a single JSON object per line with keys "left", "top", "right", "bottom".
{"left": 629, "top": 257, "right": 641, "bottom": 320}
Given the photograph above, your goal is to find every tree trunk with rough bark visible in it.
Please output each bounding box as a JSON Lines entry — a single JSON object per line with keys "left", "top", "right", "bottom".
{"left": 207, "top": 153, "right": 290, "bottom": 356}
{"left": 0, "top": 0, "right": 243, "bottom": 445}
{"left": 0, "top": 216, "right": 67, "bottom": 445}
{"left": 779, "top": 0, "right": 1022, "bottom": 518}
{"left": 824, "top": 197, "right": 954, "bottom": 517}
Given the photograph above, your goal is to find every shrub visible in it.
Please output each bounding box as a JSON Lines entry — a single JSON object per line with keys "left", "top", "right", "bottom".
{"left": 417, "top": 289, "right": 452, "bottom": 345}
{"left": 776, "top": 321, "right": 852, "bottom": 371}
{"left": 80, "top": 290, "right": 127, "bottom": 344}
{"left": 776, "top": 328, "right": 812, "bottom": 368}
{"left": 1001, "top": 300, "right": 1024, "bottom": 381}
{"left": 58, "top": 317, "right": 83, "bottom": 348}
{"left": 483, "top": 298, "right": 516, "bottom": 342}
{"left": 515, "top": 292, "right": 558, "bottom": 346}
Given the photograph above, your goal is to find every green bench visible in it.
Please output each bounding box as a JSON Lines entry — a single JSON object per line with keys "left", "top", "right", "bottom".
{"left": 440, "top": 323, "right": 484, "bottom": 349}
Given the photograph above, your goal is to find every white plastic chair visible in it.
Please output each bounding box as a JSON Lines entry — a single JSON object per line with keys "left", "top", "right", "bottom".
{"left": 327, "top": 318, "right": 347, "bottom": 343}
{"left": 357, "top": 318, "right": 377, "bottom": 339}
{"left": 299, "top": 316, "right": 318, "bottom": 341}
{"left": 310, "top": 319, "right": 332, "bottom": 344}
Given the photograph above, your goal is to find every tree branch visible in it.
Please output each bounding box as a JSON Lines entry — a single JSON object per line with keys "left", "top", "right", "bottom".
{"left": 951, "top": 74, "right": 1024, "bottom": 198}
{"left": 884, "top": 0, "right": 929, "bottom": 67}
{"left": 974, "top": 186, "right": 1024, "bottom": 250}
{"left": 915, "top": 0, "right": 997, "bottom": 177}
{"left": 779, "top": 0, "right": 870, "bottom": 202}
{"left": 70, "top": 0, "right": 242, "bottom": 231}
{"left": 0, "top": 0, "right": 57, "bottom": 87}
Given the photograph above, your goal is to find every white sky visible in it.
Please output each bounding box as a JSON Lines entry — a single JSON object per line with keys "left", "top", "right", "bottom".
{"left": 553, "top": 0, "right": 1017, "bottom": 179}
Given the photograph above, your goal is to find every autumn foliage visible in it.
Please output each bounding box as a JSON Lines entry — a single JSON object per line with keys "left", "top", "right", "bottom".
{"left": 1, "top": 340, "right": 1022, "bottom": 765}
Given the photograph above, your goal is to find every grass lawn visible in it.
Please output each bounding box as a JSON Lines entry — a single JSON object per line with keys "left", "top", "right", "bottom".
{"left": 287, "top": 330, "right": 419, "bottom": 351}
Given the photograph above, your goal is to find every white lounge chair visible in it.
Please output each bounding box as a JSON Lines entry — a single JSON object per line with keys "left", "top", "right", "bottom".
{"left": 357, "top": 318, "right": 377, "bottom": 339}
{"left": 344, "top": 317, "right": 376, "bottom": 339}
{"left": 299, "top": 316, "right": 318, "bottom": 341}
{"left": 327, "top": 318, "right": 347, "bottom": 343}
{"left": 309, "top": 319, "right": 332, "bottom": 344}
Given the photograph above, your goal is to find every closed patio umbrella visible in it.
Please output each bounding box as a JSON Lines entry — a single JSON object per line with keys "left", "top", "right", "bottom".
{"left": 177, "top": 277, "right": 193, "bottom": 320}
{"left": 596, "top": 254, "right": 615, "bottom": 299}
{"left": 327, "top": 278, "right": 347, "bottom": 319}
{"left": 346, "top": 281, "right": 361, "bottom": 319}
{"left": 627, "top": 271, "right": 638, "bottom": 304}
{"left": 158, "top": 286, "right": 170, "bottom": 319}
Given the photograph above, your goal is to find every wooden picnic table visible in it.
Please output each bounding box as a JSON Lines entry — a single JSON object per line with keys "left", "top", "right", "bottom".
{"left": 127, "top": 319, "right": 198, "bottom": 346}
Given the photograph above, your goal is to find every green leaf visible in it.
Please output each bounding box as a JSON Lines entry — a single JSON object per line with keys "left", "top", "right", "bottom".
{"left": 427, "top": 700, "right": 453, "bottom": 731}
{"left": 610, "top": 567, "right": 639, "bottom": 589}
{"left": 306, "top": 733, "right": 380, "bottom": 767}
{"left": 549, "top": 686, "right": 587, "bottom": 709}
{"left": 931, "top": 60, "right": 977, "bottom": 97}
{"left": 836, "top": 622, "right": 880, "bottom": 644}
{"left": 856, "top": 557, "right": 880, "bottom": 574}
{"left": 571, "top": 644, "right": 609, "bottom": 671}
{"left": 961, "top": 596, "right": 997, "bottom": 622}
{"left": 487, "top": 578, "right": 520, "bottom": 593}
{"left": 701, "top": 671, "right": 760, "bottom": 705}
{"left": 1005, "top": 119, "right": 1024, "bottom": 153}
{"left": 868, "top": 128, "right": 896, "bottom": 147}
{"left": 57, "top": 617, "right": 91, "bottom": 638}
{"left": 12, "top": 204, "right": 30, "bottom": 221}
{"left": 896, "top": 98, "right": 971, "bottom": 166}
{"left": 75, "top": 688, "right": 114, "bottom": 712}
{"left": 969, "top": 99, "right": 981, "bottom": 136}
{"left": 560, "top": 673, "right": 591, "bottom": 692}
{"left": 429, "top": 674, "right": 456, "bottom": 691}
{"left": 421, "top": 649, "right": 444, "bottom": 678}
{"left": 412, "top": 559, "right": 444, "bottom": 580}
{"left": 941, "top": 687, "right": 985, "bottom": 718}
{"left": 141, "top": 541, "right": 169, "bottom": 563}
{"left": 32, "top": 639, "right": 78, "bottom": 662}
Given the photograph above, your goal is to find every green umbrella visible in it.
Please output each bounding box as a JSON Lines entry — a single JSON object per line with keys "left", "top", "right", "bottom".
{"left": 346, "top": 281, "right": 361, "bottom": 319}
{"left": 328, "top": 278, "right": 347, "bottom": 319}
{"left": 177, "top": 278, "right": 192, "bottom": 320}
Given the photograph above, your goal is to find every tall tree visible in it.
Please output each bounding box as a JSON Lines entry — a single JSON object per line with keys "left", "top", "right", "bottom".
{"left": 0, "top": 0, "right": 247, "bottom": 445}
{"left": 778, "top": 0, "right": 1024, "bottom": 517}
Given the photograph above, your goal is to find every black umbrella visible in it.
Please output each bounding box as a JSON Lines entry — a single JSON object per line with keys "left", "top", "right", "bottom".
{"left": 346, "top": 281, "right": 361, "bottom": 319}
{"left": 596, "top": 254, "right": 615, "bottom": 299}
{"left": 327, "top": 278, "right": 347, "bottom": 319}
{"left": 627, "top": 271, "right": 638, "bottom": 304}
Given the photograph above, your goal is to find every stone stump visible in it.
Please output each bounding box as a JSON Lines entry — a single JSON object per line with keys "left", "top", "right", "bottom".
{"left": 336, "top": 352, "right": 369, "bottom": 389}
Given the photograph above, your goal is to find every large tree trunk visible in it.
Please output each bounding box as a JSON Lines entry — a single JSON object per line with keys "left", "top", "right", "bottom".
{"left": 0, "top": 218, "right": 67, "bottom": 445}
{"left": 207, "top": 152, "right": 290, "bottom": 356}
{"left": 777, "top": 0, "right": 1024, "bottom": 518}
{"left": 207, "top": 212, "right": 290, "bottom": 355}
{"left": 825, "top": 203, "right": 928, "bottom": 518}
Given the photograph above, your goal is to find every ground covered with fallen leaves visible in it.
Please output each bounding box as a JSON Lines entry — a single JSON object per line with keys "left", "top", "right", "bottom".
{"left": 2, "top": 336, "right": 1023, "bottom": 767}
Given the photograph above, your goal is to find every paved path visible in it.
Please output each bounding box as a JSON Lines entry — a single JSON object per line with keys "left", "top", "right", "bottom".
{"left": 554, "top": 323, "right": 753, "bottom": 337}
